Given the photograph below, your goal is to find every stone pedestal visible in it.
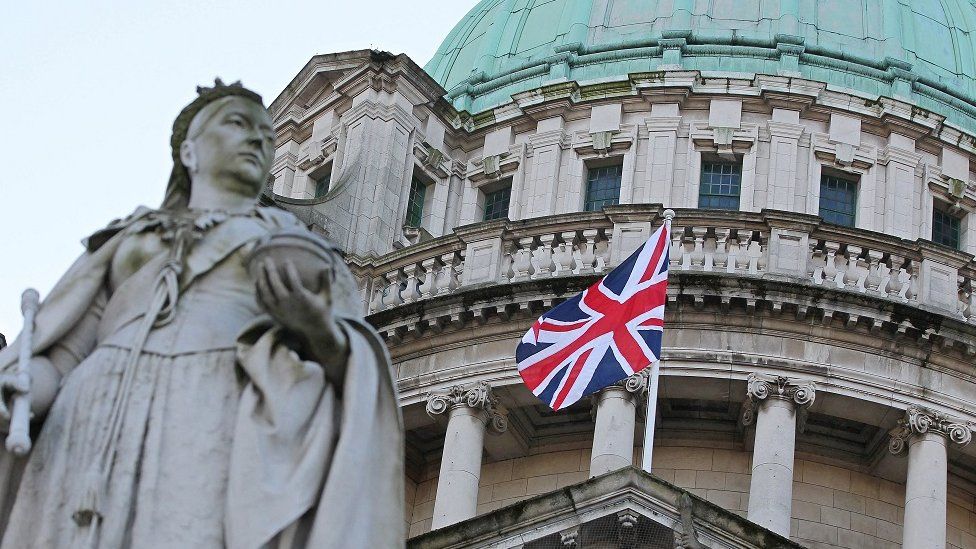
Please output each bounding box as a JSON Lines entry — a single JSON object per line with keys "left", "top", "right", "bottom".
{"left": 426, "top": 382, "right": 507, "bottom": 529}
{"left": 589, "top": 371, "right": 647, "bottom": 477}
{"left": 742, "top": 374, "right": 816, "bottom": 537}
{"left": 889, "top": 407, "right": 973, "bottom": 549}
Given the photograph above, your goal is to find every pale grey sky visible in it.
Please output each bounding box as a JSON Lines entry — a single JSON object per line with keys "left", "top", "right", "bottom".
{"left": 0, "top": 1, "right": 479, "bottom": 338}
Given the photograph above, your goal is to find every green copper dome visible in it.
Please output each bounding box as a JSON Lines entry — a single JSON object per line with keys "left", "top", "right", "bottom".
{"left": 425, "top": 0, "right": 976, "bottom": 132}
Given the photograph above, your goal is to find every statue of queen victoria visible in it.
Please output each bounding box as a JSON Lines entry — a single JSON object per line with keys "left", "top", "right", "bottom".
{"left": 0, "top": 81, "right": 404, "bottom": 548}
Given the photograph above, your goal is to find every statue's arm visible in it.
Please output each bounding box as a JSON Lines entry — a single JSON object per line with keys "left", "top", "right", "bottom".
{"left": 254, "top": 259, "right": 350, "bottom": 388}
{"left": 5, "top": 290, "right": 105, "bottom": 418}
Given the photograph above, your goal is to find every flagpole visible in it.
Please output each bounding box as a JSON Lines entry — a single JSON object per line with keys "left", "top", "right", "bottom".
{"left": 641, "top": 208, "right": 673, "bottom": 474}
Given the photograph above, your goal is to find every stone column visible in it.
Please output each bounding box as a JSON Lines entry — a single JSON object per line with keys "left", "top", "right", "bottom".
{"left": 589, "top": 371, "right": 647, "bottom": 477}
{"left": 742, "top": 374, "right": 816, "bottom": 537}
{"left": 889, "top": 407, "right": 973, "bottom": 549}
{"left": 426, "top": 382, "right": 507, "bottom": 529}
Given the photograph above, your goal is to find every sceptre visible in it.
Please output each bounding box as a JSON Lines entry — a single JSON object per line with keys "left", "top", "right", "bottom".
{"left": 6, "top": 288, "right": 39, "bottom": 455}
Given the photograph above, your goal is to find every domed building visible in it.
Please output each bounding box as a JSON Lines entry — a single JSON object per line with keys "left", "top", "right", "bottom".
{"left": 267, "top": 1, "right": 976, "bottom": 547}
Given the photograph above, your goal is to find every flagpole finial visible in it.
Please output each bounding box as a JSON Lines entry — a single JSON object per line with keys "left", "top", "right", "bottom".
{"left": 663, "top": 209, "right": 675, "bottom": 225}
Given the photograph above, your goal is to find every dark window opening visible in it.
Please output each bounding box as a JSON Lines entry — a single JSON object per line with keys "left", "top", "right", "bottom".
{"left": 483, "top": 185, "right": 511, "bottom": 221}
{"left": 405, "top": 176, "right": 427, "bottom": 227}
{"left": 698, "top": 161, "right": 742, "bottom": 210}
{"left": 584, "top": 164, "right": 622, "bottom": 212}
{"left": 819, "top": 174, "right": 858, "bottom": 228}
{"left": 933, "top": 204, "right": 962, "bottom": 250}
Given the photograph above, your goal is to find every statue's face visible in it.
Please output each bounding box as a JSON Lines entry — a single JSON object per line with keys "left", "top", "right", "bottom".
{"left": 182, "top": 97, "right": 275, "bottom": 193}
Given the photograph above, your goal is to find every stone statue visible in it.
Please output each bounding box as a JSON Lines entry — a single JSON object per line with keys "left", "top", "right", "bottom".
{"left": 0, "top": 80, "right": 404, "bottom": 548}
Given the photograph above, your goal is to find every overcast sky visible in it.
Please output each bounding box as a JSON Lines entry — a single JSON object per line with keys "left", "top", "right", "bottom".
{"left": 0, "top": 0, "right": 479, "bottom": 338}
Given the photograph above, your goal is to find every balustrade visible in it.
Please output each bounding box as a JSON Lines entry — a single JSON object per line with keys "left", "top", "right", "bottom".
{"left": 361, "top": 209, "right": 973, "bottom": 319}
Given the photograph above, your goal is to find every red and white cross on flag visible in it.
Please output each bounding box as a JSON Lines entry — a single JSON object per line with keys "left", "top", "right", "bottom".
{"left": 515, "top": 214, "right": 672, "bottom": 412}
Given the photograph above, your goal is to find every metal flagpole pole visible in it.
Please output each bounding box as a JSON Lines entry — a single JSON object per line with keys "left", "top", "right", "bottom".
{"left": 641, "top": 209, "right": 673, "bottom": 474}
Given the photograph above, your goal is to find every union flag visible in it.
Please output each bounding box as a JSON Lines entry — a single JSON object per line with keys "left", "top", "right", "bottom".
{"left": 516, "top": 222, "right": 670, "bottom": 411}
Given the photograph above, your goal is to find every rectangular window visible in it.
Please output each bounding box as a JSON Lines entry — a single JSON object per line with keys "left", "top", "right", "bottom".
{"left": 698, "top": 161, "right": 742, "bottom": 210}
{"left": 819, "top": 174, "right": 858, "bottom": 227}
{"left": 405, "top": 176, "right": 427, "bottom": 227}
{"left": 483, "top": 186, "right": 511, "bottom": 221}
{"left": 584, "top": 164, "right": 622, "bottom": 212}
{"left": 314, "top": 171, "right": 331, "bottom": 198}
{"left": 932, "top": 205, "right": 962, "bottom": 250}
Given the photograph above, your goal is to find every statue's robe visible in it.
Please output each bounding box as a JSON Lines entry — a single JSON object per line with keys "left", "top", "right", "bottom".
{"left": 0, "top": 207, "right": 404, "bottom": 548}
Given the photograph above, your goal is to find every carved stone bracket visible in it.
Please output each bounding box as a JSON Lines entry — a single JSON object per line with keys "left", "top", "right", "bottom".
{"left": 673, "top": 493, "right": 703, "bottom": 549}
{"left": 741, "top": 373, "right": 816, "bottom": 431}
{"left": 425, "top": 381, "right": 508, "bottom": 434}
{"left": 888, "top": 406, "right": 974, "bottom": 455}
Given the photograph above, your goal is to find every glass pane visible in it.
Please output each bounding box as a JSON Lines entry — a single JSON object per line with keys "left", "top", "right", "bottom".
{"left": 818, "top": 175, "right": 858, "bottom": 228}
{"left": 698, "top": 161, "right": 742, "bottom": 210}
{"left": 314, "top": 171, "right": 331, "bottom": 198}
{"left": 932, "top": 207, "right": 961, "bottom": 250}
{"left": 584, "top": 164, "right": 622, "bottom": 212}
{"left": 483, "top": 186, "right": 512, "bottom": 221}
{"left": 405, "top": 177, "right": 427, "bottom": 227}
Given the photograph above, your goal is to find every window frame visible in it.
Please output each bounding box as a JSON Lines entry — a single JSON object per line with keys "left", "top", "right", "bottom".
{"left": 817, "top": 171, "right": 859, "bottom": 228}
{"left": 482, "top": 180, "right": 512, "bottom": 221}
{"left": 405, "top": 175, "right": 428, "bottom": 228}
{"left": 698, "top": 158, "right": 743, "bottom": 211}
{"left": 583, "top": 162, "right": 623, "bottom": 212}
{"left": 932, "top": 201, "right": 963, "bottom": 250}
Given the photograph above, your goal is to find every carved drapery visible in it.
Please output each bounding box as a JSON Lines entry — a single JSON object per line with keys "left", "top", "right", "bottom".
{"left": 888, "top": 406, "right": 973, "bottom": 455}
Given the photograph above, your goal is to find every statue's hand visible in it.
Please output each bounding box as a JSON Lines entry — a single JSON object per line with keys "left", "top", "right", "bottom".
{"left": 255, "top": 258, "right": 349, "bottom": 385}
{"left": 0, "top": 371, "right": 30, "bottom": 422}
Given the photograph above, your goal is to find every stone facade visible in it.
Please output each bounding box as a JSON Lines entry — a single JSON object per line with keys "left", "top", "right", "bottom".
{"left": 267, "top": 3, "right": 976, "bottom": 547}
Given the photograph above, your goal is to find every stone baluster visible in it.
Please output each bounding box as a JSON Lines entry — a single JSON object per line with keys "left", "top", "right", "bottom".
{"left": 847, "top": 245, "right": 868, "bottom": 291}
{"left": 874, "top": 253, "right": 893, "bottom": 296}
{"left": 380, "top": 270, "right": 403, "bottom": 309}
{"left": 679, "top": 228, "right": 694, "bottom": 271}
{"left": 401, "top": 263, "right": 420, "bottom": 304}
{"left": 889, "top": 407, "right": 973, "bottom": 549}
{"left": 369, "top": 277, "right": 385, "bottom": 313}
{"left": 418, "top": 257, "right": 438, "bottom": 299}
{"left": 435, "top": 252, "right": 460, "bottom": 295}
{"left": 961, "top": 275, "right": 976, "bottom": 323}
{"left": 864, "top": 250, "right": 883, "bottom": 293}
{"left": 821, "top": 241, "right": 840, "bottom": 288}
{"left": 531, "top": 234, "right": 555, "bottom": 279}
{"left": 750, "top": 231, "right": 766, "bottom": 274}
{"left": 689, "top": 227, "right": 707, "bottom": 269}
{"left": 553, "top": 231, "right": 577, "bottom": 276}
{"left": 589, "top": 370, "right": 649, "bottom": 477}
{"left": 809, "top": 240, "right": 826, "bottom": 285}
{"left": 511, "top": 237, "right": 535, "bottom": 281}
{"left": 905, "top": 259, "right": 919, "bottom": 303}
{"left": 578, "top": 229, "right": 597, "bottom": 275}
{"left": 735, "top": 231, "right": 752, "bottom": 273}
{"left": 713, "top": 228, "right": 730, "bottom": 272}
{"left": 702, "top": 229, "right": 717, "bottom": 272}
{"left": 426, "top": 382, "right": 508, "bottom": 529}
{"left": 594, "top": 230, "right": 611, "bottom": 272}
{"left": 499, "top": 239, "right": 517, "bottom": 283}
{"left": 669, "top": 225, "right": 684, "bottom": 271}
{"left": 831, "top": 244, "right": 849, "bottom": 289}
{"left": 742, "top": 373, "right": 816, "bottom": 537}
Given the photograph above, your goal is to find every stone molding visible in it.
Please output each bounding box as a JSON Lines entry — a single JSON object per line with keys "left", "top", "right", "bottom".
{"left": 741, "top": 373, "right": 816, "bottom": 430}
{"left": 888, "top": 406, "right": 974, "bottom": 455}
{"left": 425, "top": 381, "right": 507, "bottom": 434}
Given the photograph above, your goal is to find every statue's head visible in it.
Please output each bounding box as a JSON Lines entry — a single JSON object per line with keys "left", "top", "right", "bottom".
{"left": 162, "top": 79, "right": 271, "bottom": 210}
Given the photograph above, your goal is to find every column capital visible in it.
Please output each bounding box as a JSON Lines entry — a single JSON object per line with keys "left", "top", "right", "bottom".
{"left": 888, "top": 406, "right": 973, "bottom": 455}
{"left": 425, "top": 381, "right": 507, "bottom": 434}
{"left": 742, "top": 373, "right": 816, "bottom": 428}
